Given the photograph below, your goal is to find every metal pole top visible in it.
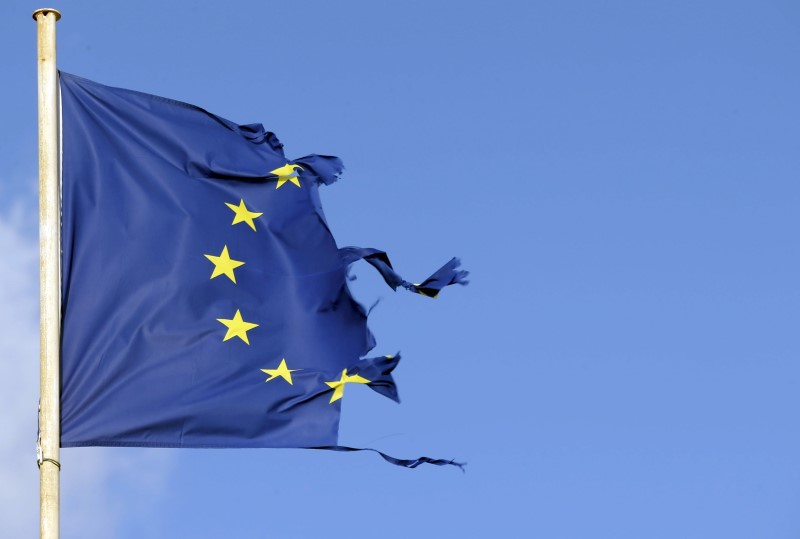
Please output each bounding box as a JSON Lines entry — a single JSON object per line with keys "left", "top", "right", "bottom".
{"left": 32, "top": 8, "right": 62, "bottom": 21}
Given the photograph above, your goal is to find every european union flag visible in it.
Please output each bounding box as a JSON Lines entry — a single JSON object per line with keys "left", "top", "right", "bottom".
{"left": 59, "top": 72, "right": 467, "bottom": 468}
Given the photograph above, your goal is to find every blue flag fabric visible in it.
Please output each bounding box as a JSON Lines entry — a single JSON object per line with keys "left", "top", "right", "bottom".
{"left": 58, "top": 72, "right": 466, "bottom": 468}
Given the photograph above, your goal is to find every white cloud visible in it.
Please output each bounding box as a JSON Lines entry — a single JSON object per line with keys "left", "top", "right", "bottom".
{"left": 0, "top": 199, "right": 175, "bottom": 538}
{"left": 0, "top": 199, "right": 42, "bottom": 536}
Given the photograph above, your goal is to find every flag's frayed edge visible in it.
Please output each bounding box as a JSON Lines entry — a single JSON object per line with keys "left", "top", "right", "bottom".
{"left": 339, "top": 247, "right": 469, "bottom": 298}
{"left": 311, "top": 446, "right": 466, "bottom": 471}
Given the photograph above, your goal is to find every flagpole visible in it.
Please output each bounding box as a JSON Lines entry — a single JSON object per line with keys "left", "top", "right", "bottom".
{"left": 33, "top": 8, "right": 62, "bottom": 539}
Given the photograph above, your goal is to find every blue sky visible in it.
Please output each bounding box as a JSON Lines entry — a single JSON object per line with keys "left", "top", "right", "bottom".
{"left": 3, "top": 1, "right": 800, "bottom": 537}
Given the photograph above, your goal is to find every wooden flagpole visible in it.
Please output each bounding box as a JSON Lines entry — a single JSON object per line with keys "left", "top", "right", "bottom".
{"left": 33, "top": 8, "right": 62, "bottom": 539}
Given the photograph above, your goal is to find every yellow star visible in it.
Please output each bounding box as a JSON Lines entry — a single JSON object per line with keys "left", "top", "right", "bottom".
{"left": 216, "top": 309, "right": 259, "bottom": 345}
{"left": 261, "top": 358, "right": 300, "bottom": 385}
{"left": 324, "top": 369, "right": 371, "bottom": 403}
{"left": 270, "top": 163, "right": 304, "bottom": 189}
{"left": 225, "top": 199, "right": 263, "bottom": 231}
{"left": 204, "top": 245, "right": 245, "bottom": 284}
